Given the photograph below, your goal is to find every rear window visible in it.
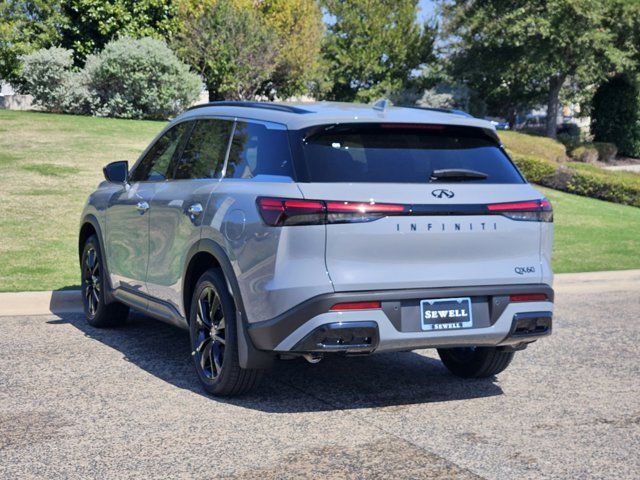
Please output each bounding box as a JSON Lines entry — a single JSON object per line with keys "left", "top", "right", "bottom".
{"left": 295, "top": 123, "right": 523, "bottom": 184}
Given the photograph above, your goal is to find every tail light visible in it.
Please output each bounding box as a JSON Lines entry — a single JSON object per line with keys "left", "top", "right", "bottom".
{"left": 510, "top": 293, "right": 548, "bottom": 302}
{"left": 487, "top": 199, "right": 553, "bottom": 222}
{"left": 330, "top": 301, "right": 381, "bottom": 311}
{"left": 256, "top": 198, "right": 324, "bottom": 226}
{"left": 257, "top": 197, "right": 407, "bottom": 226}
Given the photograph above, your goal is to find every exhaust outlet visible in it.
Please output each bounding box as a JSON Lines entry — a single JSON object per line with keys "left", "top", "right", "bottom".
{"left": 303, "top": 353, "right": 323, "bottom": 364}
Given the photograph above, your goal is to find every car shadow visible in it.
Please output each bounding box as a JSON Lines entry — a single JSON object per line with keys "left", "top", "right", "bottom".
{"left": 48, "top": 312, "right": 504, "bottom": 412}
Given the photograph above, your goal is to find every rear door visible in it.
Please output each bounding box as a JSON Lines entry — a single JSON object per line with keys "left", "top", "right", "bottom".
{"left": 293, "top": 123, "right": 548, "bottom": 292}
{"left": 145, "top": 118, "right": 234, "bottom": 316}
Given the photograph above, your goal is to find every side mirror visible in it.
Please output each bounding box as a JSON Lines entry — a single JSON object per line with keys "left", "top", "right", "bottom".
{"left": 103, "top": 161, "right": 129, "bottom": 184}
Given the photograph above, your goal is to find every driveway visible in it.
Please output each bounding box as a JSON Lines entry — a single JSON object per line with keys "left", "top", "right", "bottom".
{"left": 1, "top": 278, "right": 638, "bottom": 479}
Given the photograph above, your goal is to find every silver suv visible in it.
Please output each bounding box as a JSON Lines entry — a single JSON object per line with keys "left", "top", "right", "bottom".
{"left": 79, "top": 101, "right": 554, "bottom": 396}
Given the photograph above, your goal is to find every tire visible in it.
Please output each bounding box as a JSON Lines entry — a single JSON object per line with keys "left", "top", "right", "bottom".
{"left": 189, "top": 268, "right": 262, "bottom": 396}
{"left": 437, "top": 346, "right": 515, "bottom": 378}
{"left": 81, "top": 234, "right": 129, "bottom": 328}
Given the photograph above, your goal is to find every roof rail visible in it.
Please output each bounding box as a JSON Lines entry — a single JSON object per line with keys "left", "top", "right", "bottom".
{"left": 187, "top": 101, "right": 312, "bottom": 114}
{"left": 397, "top": 104, "right": 474, "bottom": 118}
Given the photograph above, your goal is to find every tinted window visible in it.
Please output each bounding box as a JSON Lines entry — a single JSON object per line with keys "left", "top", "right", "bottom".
{"left": 225, "top": 121, "right": 294, "bottom": 179}
{"left": 298, "top": 124, "right": 523, "bottom": 184}
{"left": 173, "top": 119, "right": 233, "bottom": 180}
{"left": 131, "top": 123, "right": 188, "bottom": 182}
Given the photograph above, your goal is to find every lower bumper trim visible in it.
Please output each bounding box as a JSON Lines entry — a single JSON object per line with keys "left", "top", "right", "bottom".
{"left": 248, "top": 284, "right": 554, "bottom": 351}
{"left": 498, "top": 311, "right": 552, "bottom": 346}
{"left": 291, "top": 321, "right": 379, "bottom": 353}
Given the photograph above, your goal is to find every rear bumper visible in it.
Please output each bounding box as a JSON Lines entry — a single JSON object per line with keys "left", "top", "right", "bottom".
{"left": 247, "top": 284, "right": 554, "bottom": 353}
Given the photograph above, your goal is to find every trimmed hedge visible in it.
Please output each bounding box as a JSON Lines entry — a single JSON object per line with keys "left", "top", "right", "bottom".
{"left": 509, "top": 153, "right": 557, "bottom": 183}
{"left": 569, "top": 145, "right": 598, "bottom": 164}
{"left": 592, "top": 142, "right": 618, "bottom": 162}
{"left": 564, "top": 163, "right": 640, "bottom": 207}
{"left": 511, "top": 153, "right": 640, "bottom": 208}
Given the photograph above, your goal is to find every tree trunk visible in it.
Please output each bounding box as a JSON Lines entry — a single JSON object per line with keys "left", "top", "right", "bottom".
{"left": 545, "top": 75, "right": 564, "bottom": 139}
{"left": 507, "top": 107, "right": 517, "bottom": 130}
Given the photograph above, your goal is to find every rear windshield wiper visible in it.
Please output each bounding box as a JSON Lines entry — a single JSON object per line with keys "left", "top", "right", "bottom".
{"left": 430, "top": 169, "right": 488, "bottom": 182}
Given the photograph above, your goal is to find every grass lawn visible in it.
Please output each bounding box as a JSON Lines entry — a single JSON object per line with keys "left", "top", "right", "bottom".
{"left": 0, "top": 110, "right": 639, "bottom": 292}
{"left": 537, "top": 186, "right": 640, "bottom": 273}
{"left": 0, "top": 110, "right": 164, "bottom": 292}
{"left": 499, "top": 130, "right": 567, "bottom": 163}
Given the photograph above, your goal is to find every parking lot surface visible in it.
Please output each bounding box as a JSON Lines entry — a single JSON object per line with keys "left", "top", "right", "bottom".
{"left": 1, "top": 286, "right": 638, "bottom": 479}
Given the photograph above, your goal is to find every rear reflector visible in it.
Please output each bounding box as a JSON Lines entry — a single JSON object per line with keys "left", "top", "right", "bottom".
{"left": 330, "top": 301, "right": 382, "bottom": 311}
{"left": 510, "top": 294, "right": 548, "bottom": 303}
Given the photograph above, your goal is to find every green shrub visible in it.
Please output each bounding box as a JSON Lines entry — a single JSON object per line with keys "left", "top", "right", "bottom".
{"left": 510, "top": 153, "right": 557, "bottom": 183}
{"left": 568, "top": 144, "right": 599, "bottom": 164}
{"left": 557, "top": 132, "right": 580, "bottom": 150}
{"left": 592, "top": 142, "right": 618, "bottom": 162}
{"left": 507, "top": 148, "right": 640, "bottom": 208}
{"left": 85, "top": 37, "right": 202, "bottom": 120}
{"left": 18, "top": 47, "right": 75, "bottom": 112}
{"left": 591, "top": 75, "right": 640, "bottom": 158}
{"left": 563, "top": 163, "right": 640, "bottom": 207}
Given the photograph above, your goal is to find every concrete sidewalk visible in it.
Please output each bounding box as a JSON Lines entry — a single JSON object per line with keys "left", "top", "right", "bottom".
{"left": 0, "top": 269, "right": 638, "bottom": 317}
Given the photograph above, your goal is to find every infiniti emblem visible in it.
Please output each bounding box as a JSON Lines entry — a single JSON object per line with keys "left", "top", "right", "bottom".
{"left": 432, "top": 189, "right": 455, "bottom": 199}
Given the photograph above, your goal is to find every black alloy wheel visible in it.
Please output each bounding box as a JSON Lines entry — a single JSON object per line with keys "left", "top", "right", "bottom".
{"left": 192, "top": 286, "right": 227, "bottom": 380}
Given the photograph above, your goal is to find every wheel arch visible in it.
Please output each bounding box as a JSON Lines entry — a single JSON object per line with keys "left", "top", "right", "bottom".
{"left": 183, "top": 238, "right": 273, "bottom": 369}
{"left": 79, "top": 215, "right": 116, "bottom": 304}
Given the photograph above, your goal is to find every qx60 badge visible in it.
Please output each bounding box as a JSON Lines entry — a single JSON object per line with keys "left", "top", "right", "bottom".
{"left": 432, "top": 188, "right": 455, "bottom": 199}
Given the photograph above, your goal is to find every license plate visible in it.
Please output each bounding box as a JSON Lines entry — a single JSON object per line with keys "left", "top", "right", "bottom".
{"left": 420, "top": 297, "right": 473, "bottom": 331}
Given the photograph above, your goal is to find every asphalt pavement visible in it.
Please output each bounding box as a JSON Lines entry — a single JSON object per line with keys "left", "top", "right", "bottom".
{"left": 0, "top": 281, "right": 638, "bottom": 479}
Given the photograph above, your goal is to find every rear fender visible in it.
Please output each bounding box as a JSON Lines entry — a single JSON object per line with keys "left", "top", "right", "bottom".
{"left": 190, "top": 239, "right": 274, "bottom": 369}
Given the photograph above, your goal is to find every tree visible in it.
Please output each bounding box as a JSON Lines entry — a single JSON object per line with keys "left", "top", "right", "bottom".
{"left": 174, "top": 0, "right": 323, "bottom": 100}
{"left": 441, "top": 0, "right": 634, "bottom": 138}
{"left": 321, "top": 0, "right": 435, "bottom": 103}
{"left": 60, "top": 0, "right": 179, "bottom": 63}
{"left": 173, "top": 0, "right": 280, "bottom": 100}
{"left": 260, "top": 0, "right": 324, "bottom": 98}
{"left": 591, "top": 75, "right": 640, "bottom": 158}
{"left": 0, "top": 0, "right": 64, "bottom": 83}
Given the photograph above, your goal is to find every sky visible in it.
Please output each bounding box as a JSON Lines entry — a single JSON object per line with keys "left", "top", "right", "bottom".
{"left": 418, "top": 0, "right": 438, "bottom": 23}
{"left": 323, "top": 1, "right": 439, "bottom": 26}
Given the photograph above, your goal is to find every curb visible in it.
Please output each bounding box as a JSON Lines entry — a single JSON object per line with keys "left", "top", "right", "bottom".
{"left": 0, "top": 270, "right": 638, "bottom": 317}
{"left": 0, "top": 290, "right": 83, "bottom": 317}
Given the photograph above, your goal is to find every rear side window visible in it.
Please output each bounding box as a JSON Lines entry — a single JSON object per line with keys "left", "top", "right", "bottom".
{"left": 225, "top": 121, "right": 294, "bottom": 179}
{"left": 296, "top": 124, "right": 523, "bottom": 184}
{"left": 173, "top": 119, "right": 234, "bottom": 180}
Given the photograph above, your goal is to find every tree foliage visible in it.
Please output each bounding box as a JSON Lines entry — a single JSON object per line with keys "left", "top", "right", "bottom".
{"left": 321, "top": 0, "right": 435, "bottom": 103}
{"left": 591, "top": 75, "right": 640, "bottom": 158}
{"left": 260, "top": 0, "right": 324, "bottom": 98}
{"left": 174, "top": 0, "right": 323, "bottom": 100}
{"left": 0, "top": 0, "right": 64, "bottom": 83}
{"left": 60, "top": 0, "right": 179, "bottom": 63}
{"left": 174, "top": 0, "right": 280, "bottom": 100}
{"left": 441, "top": 0, "right": 634, "bottom": 137}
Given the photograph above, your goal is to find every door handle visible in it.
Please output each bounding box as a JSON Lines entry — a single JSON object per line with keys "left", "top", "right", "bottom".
{"left": 187, "top": 203, "right": 203, "bottom": 220}
{"left": 136, "top": 201, "right": 149, "bottom": 214}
